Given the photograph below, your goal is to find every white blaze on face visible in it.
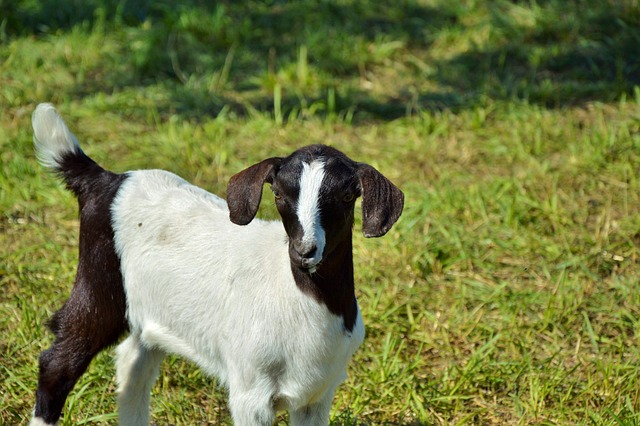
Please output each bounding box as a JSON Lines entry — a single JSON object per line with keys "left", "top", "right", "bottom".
{"left": 297, "top": 160, "right": 326, "bottom": 263}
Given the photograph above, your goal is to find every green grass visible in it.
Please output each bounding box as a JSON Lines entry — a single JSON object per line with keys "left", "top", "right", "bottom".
{"left": 2, "top": 0, "right": 640, "bottom": 424}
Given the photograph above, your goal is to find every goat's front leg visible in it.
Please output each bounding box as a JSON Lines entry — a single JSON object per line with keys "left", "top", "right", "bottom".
{"left": 289, "top": 390, "right": 335, "bottom": 426}
{"left": 115, "top": 333, "right": 164, "bottom": 426}
{"left": 228, "top": 384, "right": 277, "bottom": 426}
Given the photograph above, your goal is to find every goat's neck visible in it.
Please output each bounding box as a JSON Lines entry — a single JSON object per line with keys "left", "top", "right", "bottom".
{"left": 291, "top": 237, "right": 358, "bottom": 332}
{"left": 292, "top": 237, "right": 358, "bottom": 332}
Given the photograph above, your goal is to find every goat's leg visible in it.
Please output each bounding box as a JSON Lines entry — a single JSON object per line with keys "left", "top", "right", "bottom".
{"left": 31, "top": 339, "right": 97, "bottom": 426}
{"left": 31, "top": 293, "right": 127, "bottom": 426}
{"left": 289, "top": 390, "right": 335, "bottom": 426}
{"left": 115, "top": 333, "right": 164, "bottom": 426}
{"left": 228, "top": 386, "right": 277, "bottom": 426}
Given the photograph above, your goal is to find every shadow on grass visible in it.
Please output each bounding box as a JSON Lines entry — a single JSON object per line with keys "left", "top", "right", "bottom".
{"left": 4, "top": 0, "right": 640, "bottom": 120}
{"left": 432, "top": 1, "right": 640, "bottom": 108}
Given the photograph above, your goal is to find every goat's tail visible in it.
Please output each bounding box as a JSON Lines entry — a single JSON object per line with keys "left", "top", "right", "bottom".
{"left": 32, "top": 103, "right": 81, "bottom": 170}
{"left": 32, "top": 103, "right": 106, "bottom": 198}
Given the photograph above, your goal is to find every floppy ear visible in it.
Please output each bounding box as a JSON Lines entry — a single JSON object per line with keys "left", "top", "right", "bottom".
{"left": 357, "top": 164, "right": 405, "bottom": 238}
{"left": 227, "top": 157, "right": 282, "bottom": 225}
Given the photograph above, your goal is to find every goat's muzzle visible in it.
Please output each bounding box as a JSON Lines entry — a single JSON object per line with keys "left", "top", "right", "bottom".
{"left": 291, "top": 243, "right": 321, "bottom": 273}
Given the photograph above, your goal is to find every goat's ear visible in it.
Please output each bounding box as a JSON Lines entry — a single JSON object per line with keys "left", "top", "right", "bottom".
{"left": 357, "top": 164, "right": 405, "bottom": 238}
{"left": 227, "top": 157, "right": 282, "bottom": 225}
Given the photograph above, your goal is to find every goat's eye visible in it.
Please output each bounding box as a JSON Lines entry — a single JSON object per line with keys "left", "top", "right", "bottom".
{"left": 273, "top": 190, "right": 282, "bottom": 200}
{"left": 342, "top": 193, "right": 355, "bottom": 203}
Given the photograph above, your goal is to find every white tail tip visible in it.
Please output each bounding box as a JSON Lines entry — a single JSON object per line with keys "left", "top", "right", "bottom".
{"left": 32, "top": 103, "right": 80, "bottom": 169}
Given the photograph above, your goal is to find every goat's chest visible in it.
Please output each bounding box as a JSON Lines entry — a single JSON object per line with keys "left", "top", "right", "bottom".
{"left": 237, "top": 290, "right": 364, "bottom": 369}
{"left": 261, "top": 299, "right": 365, "bottom": 408}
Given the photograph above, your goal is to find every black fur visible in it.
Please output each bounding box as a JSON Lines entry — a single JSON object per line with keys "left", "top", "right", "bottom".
{"left": 34, "top": 151, "right": 128, "bottom": 424}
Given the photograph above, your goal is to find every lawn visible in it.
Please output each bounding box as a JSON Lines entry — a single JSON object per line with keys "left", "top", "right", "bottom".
{"left": 2, "top": 0, "right": 640, "bottom": 424}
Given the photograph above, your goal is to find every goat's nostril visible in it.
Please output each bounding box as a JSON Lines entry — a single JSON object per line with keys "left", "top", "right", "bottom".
{"left": 305, "top": 246, "right": 317, "bottom": 259}
{"left": 296, "top": 244, "right": 317, "bottom": 259}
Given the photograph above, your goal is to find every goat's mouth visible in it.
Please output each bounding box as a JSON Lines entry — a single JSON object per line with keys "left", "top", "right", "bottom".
{"left": 290, "top": 243, "right": 323, "bottom": 274}
{"left": 300, "top": 258, "right": 321, "bottom": 274}
{"left": 291, "top": 254, "right": 322, "bottom": 274}
{"left": 292, "top": 259, "right": 320, "bottom": 274}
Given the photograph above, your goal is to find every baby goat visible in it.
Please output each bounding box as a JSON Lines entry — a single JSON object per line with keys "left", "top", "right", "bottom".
{"left": 29, "top": 103, "right": 404, "bottom": 426}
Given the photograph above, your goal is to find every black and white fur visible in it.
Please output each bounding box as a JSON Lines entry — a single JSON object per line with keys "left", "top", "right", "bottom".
{"left": 29, "top": 103, "right": 404, "bottom": 426}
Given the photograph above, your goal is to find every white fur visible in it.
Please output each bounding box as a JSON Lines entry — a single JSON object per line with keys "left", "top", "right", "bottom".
{"left": 29, "top": 416, "right": 56, "bottom": 426}
{"left": 111, "top": 169, "right": 365, "bottom": 425}
{"left": 115, "top": 334, "right": 164, "bottom": 426}
{"left": 32, "top": 103, "right": 80, "bottom": 169}
{"left": 296, "top": 160, "right": 326, "bottom": 269}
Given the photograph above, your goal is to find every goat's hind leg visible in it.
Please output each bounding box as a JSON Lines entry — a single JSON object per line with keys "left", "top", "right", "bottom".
{"left": 115, "top": 333, "right": 164, "bottom": 426}
{"left": 31, "top": 334, "right": 95, "bottom": 426}
{"left": 31, "top": 295, "right": 127, "bottom": 426}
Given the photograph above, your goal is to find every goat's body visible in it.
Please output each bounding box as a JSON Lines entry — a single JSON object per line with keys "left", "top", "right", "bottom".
{"left": 112, "top": 169, "right": 364, "bottom": 419}
{"left": 29, "top": 104, "right": 403, "bottom": 426}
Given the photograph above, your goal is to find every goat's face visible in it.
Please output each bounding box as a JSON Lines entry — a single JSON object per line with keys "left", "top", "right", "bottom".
{"left": 227, "top": 145, "right": 404, "bottom": 272}
{"left": 271, "top": 151, "right": 360, "bottom": 271}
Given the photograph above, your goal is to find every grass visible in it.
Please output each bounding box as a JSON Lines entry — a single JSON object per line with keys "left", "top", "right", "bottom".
{"left": 1, "top": 0, "right": 640, "bottom": 424}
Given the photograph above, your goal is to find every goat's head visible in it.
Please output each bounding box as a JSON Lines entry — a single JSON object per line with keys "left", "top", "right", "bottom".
{"left": 227, "top": 145, "right": 404, "bottom": 272}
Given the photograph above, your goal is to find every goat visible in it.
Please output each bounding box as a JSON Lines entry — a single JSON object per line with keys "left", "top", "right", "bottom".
{"left": 28, "top": 103, "right": 404, "bottom": 426}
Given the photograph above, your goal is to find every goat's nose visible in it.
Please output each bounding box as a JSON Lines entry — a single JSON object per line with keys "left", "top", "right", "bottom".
{"left": 295, "top": 244, "right": 317, "bottom": 259}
